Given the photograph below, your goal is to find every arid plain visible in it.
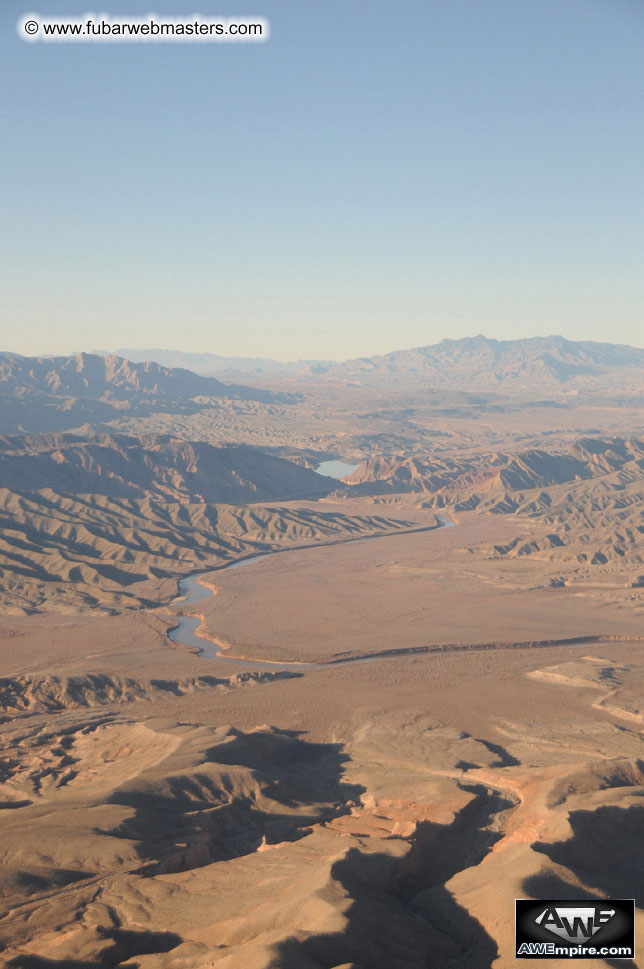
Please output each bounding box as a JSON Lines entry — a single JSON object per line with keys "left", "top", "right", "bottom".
{"left": 1, "top": 337, "right": 644, "bottom": 968}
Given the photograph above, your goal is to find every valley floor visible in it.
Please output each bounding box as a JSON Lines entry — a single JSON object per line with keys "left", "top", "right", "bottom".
{"left": 1, "top": 502, "right": 643, "bottom": 968}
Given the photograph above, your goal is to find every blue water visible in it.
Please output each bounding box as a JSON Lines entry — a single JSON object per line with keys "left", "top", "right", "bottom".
{"left": 176, "top": 554, "right": 270, "bottom": 605}
{"left": 316, "top": 459, "right": 360, "bottom": 479}
{"left": 168, "top": 515, "right": 456, "bottom": 667}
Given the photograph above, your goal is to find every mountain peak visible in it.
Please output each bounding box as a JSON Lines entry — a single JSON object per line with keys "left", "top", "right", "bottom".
{"left": 320, "top": 335, "right": 644, "bottom": 390}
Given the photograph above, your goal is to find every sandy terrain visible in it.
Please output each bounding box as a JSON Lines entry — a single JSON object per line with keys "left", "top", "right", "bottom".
{"left": 2, "top": 344, "right": 644, "bottom": 967}
{"left": 2, "top": 506, "right": 644, "bottom": 967}
{"left": 193, "top": 511, "right": 644, "bottom": 664}
{"left": 0, "top": 487, "right": 419, "bottom": 614}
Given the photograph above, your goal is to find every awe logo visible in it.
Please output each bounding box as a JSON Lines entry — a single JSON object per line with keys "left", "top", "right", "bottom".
{"left": 515, "top": 899, "right": 635, "bottom": 960}
{"left": 534, "top": 905, "right": 616, "bottom": 945}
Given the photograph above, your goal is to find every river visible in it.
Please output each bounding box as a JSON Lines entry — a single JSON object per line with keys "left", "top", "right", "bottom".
{"left": 167, "top": 515, "right": 456, "bottom": 668}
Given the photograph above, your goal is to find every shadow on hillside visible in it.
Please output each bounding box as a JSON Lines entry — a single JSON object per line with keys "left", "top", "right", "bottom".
{"left": 532, "top": 803, "right": 644, "bottom": 907}
{"left": 273, "top": 783, "right": 515, "bottom": 969}
{"left": 6, "top": 927, "right": 182, "bottom": 968}
{"left": 102, "top": 728, "right": 365, "bottom": 875}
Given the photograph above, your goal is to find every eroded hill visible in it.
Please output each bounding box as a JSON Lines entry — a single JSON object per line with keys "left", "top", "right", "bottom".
{"left": 0, "top": 433, "right": 334, "bottom": 502}
{"left": 346, "top": 437, "right": 644, "bottom": 497}
{"left": 343, "top": 437, "right": 644, "bottom": 595}
{"left": 0, "top": 432, "right": 422, "bottom": 612}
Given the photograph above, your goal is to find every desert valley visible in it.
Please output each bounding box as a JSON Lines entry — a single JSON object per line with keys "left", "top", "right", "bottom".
{"left": 1, "top": 335, "right": 644, "bottom": 968}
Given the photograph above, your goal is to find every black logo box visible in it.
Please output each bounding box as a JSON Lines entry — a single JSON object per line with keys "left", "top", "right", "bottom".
{"left": 516, "top": 899, "right": 635, "bottom": 960}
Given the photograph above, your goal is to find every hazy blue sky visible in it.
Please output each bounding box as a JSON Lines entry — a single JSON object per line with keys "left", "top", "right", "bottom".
{"left": 2, "top": 0, "right": 643, "bottom": 359}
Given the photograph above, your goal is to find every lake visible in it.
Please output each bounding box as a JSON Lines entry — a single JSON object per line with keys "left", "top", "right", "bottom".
{"left": 315, "top": 459, "right": 360, "bottom": 479}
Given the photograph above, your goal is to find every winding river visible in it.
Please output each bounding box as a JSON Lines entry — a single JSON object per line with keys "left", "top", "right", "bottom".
{"left": 167, "top": 513, "right": 456, "bottom": 668}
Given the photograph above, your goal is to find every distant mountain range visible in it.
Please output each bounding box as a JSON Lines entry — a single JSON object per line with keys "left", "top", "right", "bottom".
{"left": 4, "top": 337, "right": 644, "bottom": 437}
{"left": 0, "top": 352, "right": 290, "bottom": 434}
{"left": 95, "top": 348, "right": 336, "bottom": 375}
{"left": 96, "top": 335, "right": 644, "bottom": 391}
{"left": 318, "top": 335, "right": 644, "bottom": 388}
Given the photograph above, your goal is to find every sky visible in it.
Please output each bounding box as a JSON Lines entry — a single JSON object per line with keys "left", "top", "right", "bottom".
{"left": 1, "top": 0, "right": 644, "bottom": 360}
